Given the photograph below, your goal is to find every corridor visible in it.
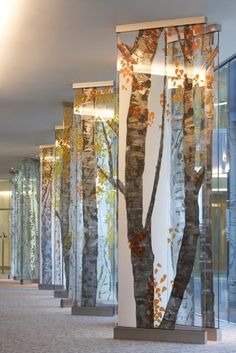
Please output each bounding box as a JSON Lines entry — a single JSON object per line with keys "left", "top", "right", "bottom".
{"left": 0, "top": 279, "right": 236, "bottom": 353}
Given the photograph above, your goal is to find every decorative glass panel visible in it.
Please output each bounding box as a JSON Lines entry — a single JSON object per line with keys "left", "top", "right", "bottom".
{"left": 39, "top": 146, "right": 55, "bottom": 286}
{"left": 11, "top": 159, "right": 40, "bottom": 281}
{"left": 71, "top": 84, "right": 117, "bottom": 309}
{"left": 53, "top": 127, "right": 64, "bottom": 287}
{"left": 117, "top": 23, "right": 220, "bottom": 329}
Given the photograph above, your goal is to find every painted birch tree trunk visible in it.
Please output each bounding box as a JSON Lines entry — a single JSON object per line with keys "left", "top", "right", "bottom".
{"left": 11, "top": 177, "right": 19, "bottom": 278}
{"left": 170, "top": 99, "right": 195, "bottom": 325}
{"left": 200, "top": 32, "right": 215, "bottom": 328}
{"left": 160, "top": 26, "right": 204, "bottom": 329}
{"left": 119, "top": 29, "right": 162, "bottom": 328}
{"left": 69, "top": 109, "right": 84, "bottom": 301}
{"left": 61, "top": 107, "right": 72, "bottom": 292}
{"left": 170, "top": 42, "right": 194, "bottom": 326}
{"left": 54, "top": 132, "right": 63, "bottom": 286}
{"left": 95, "top": 92, "right": 117, "bottom": 302}
{"left": 81, "top": 113, "right": 98, "bottom": 307}
{"left": 41, "top": 148, "right": 54, "bottom": 285}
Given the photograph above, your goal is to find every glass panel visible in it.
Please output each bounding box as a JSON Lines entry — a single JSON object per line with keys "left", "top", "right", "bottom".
{"left": 228, "top": 57, "right": 236, "bottom": 323}
{"left": 62, "top": 107, "right": 73, "bottom": 293}
{"left": 0, "top": 210, "right": 12, "bottom": 276}
{"left": 11, "top": 159, "right": 40, "bottom": 281}
{"left": 71, "top": 85, "right": 117, "bottom": 310}
{"left": 40, "top": 147, "right": 55, "bottom": 286}
{"left": 117, "top": 24, "right": 219, "bottom": 329}
{"left": 53, "top": 128, "right": 65, "bottom": 288}
{"left": 212, "top": 63, "right": 228, "bottom": 322}
{"left": 209, "top": 55, "right": 236, "bottom": 325}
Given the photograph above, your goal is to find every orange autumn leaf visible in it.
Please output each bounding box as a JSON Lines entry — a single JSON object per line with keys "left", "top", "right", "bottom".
{"left": 174, "top": 60, "right": 180, "bottom": 67}
{"left": 160, "top": 274, "right": 167, "bottom": 283}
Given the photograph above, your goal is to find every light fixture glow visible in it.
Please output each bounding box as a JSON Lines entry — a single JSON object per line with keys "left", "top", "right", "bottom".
{"left": 74, "top": 107, "right": 114, "bottom": 119}
{"left": 0, "top": 0, "right": 15, "bottom": 30}
{"left": 0, "top": 191, "right": 12, "bottom": 195}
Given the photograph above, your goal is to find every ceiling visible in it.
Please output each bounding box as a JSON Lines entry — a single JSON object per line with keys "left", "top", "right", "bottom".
{"left": 0, "top": 0, "right": 235, "bottom": 179}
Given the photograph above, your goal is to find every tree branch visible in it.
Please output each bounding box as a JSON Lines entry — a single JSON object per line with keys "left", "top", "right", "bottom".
{"left": 42, "top": 166, "right": 53, "bottom": 210}
{"left": 97, "top": 165, "right": 125, "bottom": 196}
{"left": 118, "top": 40, "right": 137, "bottom": 65}
{"left": 99, "top": 121, "right": 126, "bottom": 196}
{"left": 175, "top": 27, "right": 192, "bottom": 64}
{"left": 106, "top": 119, "right": 118, "bottom": 135}
{"left": 55, "top": 210, "right": 62, "bottom": 223}
{"left": 145, "top": 30, "right": 167, "bottom": 232}
{"left": 193, "top": 166, "right": 205, "bottom": 192}
{"left": 101, "top": 122, "right": 114, "bottom": 180}
{"left": 203, "top": 47, "right": 218, "bottom": 71}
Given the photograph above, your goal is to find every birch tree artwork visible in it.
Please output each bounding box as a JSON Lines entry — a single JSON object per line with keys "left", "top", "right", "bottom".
{"left": 40, "top": 146, "right": 55, "bottom": 285}
{"left": 62, "top": 106, "right": 73, "bottom": 292}
{"left": 117, "top": 23, "right": 219, "bottom": 329}
{"left": 11, "top": 159, "right": 40, "bottom": 281}
{"left": 199, "top": 32, "right": 216, "bottom": 328}
{"left": 61, "top": 106, "right": 72, "bottom": 292}
{"left": 72, "top": 85, "right": 117, "bottom": 307}
{"left": 70, "top": 111, "right": 83, "bottom": 302}
{"left": 54, "top": 107, "right": 73, "bottom": 292}
{"left": 54, "top": 128, "right": 64, "bottom": 287}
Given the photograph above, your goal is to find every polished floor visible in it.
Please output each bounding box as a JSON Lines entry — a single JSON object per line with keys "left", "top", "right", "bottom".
{"left": 0, "top": 278, "right": 236, "bottom": 353}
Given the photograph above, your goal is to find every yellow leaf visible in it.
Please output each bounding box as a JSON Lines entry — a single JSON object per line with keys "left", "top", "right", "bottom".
{"left": 162, "top": 286, "right": 167, "bottom": 293}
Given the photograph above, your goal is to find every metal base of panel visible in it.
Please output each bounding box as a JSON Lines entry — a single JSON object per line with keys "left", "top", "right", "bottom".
{"left": 13, "top": 276, "right": 38, "bottom": 284}
{"left": 176, "top": 325, "right": 222, "bottom": 342}
{"left": 60, "top": 299, "right": 73, "bottom": 308}
{"left": 38, "top": 284, "right": 64, "bottom": 290}
{"left": 113, "top": 326, "right": 207, "bottom": 344}
{"left": 54, "top": 290, "right": 68, "bottom": 298}
{"left": 71, "top": 304, "right": 115, "bottom": 317}
{"left": 19, "top": 279, "right": 38, "bottom": 285}
{"left": 206, "top": 328, "right": 222, "bottom": 341}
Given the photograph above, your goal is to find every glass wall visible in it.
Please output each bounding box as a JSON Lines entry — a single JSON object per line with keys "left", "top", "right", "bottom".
{"left": 210, "top": 56, "right": 236, "bottom": 324}
{"left": 221, "top": 56, "right": 236, "bottom": 324}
